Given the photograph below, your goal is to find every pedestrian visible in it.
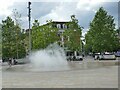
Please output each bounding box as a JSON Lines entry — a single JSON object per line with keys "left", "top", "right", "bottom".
{"left": 13, "top": 58, "right": 17, "bottom": 65}
{"left": 8, "top": 58, "right": 12, "bottom": 67}
{"left": 73, "top": 56, "right": 76, "bottom": 61}
{"left": 82, "top": 54, "right": 84, "bottom": 57}
{"left": 97, "top": 55, "right": 99, "bottom": 60}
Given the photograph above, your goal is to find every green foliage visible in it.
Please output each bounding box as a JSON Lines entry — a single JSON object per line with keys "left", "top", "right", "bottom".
{"left": 32, "top": 15, "right": 83, "bottom": 51}
{"left": 63, "top": 28, "right": 82, "bottom": 51}
{"left": 85, "top": 7, "right": 120, "bottom": 53}
{"left": 32, "top": 20, "right": 59, "bottom": 50}
{"left": 0, "top": 24, "right": 2, "bottom": 58}
{"left": 2, "top": 16, "right": 26, "bottom": 59}
{"left": 63, "top": 15, "right": 82, "bottom": 51}
{"left": 33, "top": 20, "right": 39, "bottom": 27}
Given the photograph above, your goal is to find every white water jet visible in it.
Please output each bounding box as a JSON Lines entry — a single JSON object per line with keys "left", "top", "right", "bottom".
{"left": 28, "top": 43, "right": 69, "bottom": 71}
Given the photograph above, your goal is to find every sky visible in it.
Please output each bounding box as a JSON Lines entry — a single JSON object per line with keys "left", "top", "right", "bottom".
{"left": 0, "top": 0, "right": 119, "bottom": 36}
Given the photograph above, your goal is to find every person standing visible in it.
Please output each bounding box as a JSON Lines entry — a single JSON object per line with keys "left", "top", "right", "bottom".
{"left": 13, "top": 58, "right": 17, "bottom": 65}
{"left": 8, "top": 58, "right": 12, "bottom": 67}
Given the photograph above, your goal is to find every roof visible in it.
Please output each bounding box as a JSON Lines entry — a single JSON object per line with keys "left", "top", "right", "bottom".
{"left": 52, "top": 21, "right": 71, "bottom": 23}
{"left": 41, "top": 21, "right": 72, "bottom": 27}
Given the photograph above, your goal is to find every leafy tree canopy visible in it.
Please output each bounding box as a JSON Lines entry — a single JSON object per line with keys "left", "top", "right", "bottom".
{"left": 85, "top": 7, "right": 120, "bottom": 53}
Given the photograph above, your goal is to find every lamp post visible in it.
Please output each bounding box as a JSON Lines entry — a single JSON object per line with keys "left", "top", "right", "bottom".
{"left": 28, "top": 2, "right": 31, "bottom": 54}
{"left": 74, "top": 29, "right": 77, "bottom": 56}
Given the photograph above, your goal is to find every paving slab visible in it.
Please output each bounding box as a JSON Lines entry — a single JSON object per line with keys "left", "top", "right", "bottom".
{"left": 2, "top": 60, "right": 118, "bottom": 88}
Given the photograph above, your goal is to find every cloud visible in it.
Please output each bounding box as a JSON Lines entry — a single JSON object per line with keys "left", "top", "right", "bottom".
{"left": 31, "top": 2, "right": 59, "bottom": 19}
{"left": 0, "top": 0, "right": 118, "bottom": 31}
{"left": 35, "top": 2, "right": 78, "bottom": 25}
{"left": 0, "top": 0, "right": 16, "bottom": 16}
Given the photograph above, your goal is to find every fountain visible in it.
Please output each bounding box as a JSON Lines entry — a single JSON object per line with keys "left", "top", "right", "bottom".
{"left": 28, "top": 43, "right": 69, "bottom": 71}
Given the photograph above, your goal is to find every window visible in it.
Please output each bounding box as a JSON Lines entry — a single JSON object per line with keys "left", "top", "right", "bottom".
{"left": 57, "top": 24, "right": 61, "bottom": 28}
{"left": 63, "top": 24, "right": 67, "bottom": 29}
{"left": 67, "top": 25, "right": 69, "bottom": 29}
{"left": 61, "top": 24, "right": 63, "bottom": 29}
{"left": 77, "top": 52, "right": 80, "bottom": 56}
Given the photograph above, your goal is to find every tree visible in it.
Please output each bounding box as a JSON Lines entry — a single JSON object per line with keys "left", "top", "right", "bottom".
{"left": 2, "top": 16, "right": 26, "bottom": 59}
{"left": 13, "top": 9, "right": 26, "bottom": 58}
{"left": 85, "top": 7, "right": 120, "bottom": 53}
{"left": 32, "top": 16, "right": 82, "bottom": 51}
{"left": 0, "top": 24, "right": 2, "bottom": 59}
{"left": 116, "top": 27, "right": 120, "bottom": 50}
{"left": 2, "top": 17, "right": 15, "bottom": 58}
{"left": 32, "top": 20, "right": 59, "bottom": 50}
{"left": 33, "top": 20, "right": 40, "bottom": 27}
{"left": 63, "top": 15, "right": 82, "bottom": 52}
{"left": 12, "top": 9, "right": 21, "bottom": 26}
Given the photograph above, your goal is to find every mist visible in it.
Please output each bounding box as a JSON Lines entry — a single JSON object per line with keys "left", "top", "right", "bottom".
{"left": 28, "top": 43, "right": 69, "bottom": 71}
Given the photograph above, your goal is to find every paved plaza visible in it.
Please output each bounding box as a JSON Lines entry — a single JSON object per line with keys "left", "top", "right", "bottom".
{"left": 1, "top": 58, "right": 119, "bottom": 88}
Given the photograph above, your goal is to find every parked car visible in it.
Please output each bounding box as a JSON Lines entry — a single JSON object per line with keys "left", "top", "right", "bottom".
{"left": 94, "top": 52, "right": 116, "bottom": 60}
{"left": 94, "top": 53, "right": 100, "bottom": 60}
{"left": 115, "top": 51, "right": 120, "bottom": 57}
{"left": 66, "top": 51, "right": 83, "bottom": 61}
{"left": 66, "top": 55, "right": 73, "bottom": 61}
{"left": 66, "top": 51, "right": 74, "bottom": 61}
{"left": 16, "top": 58, "right": 29, "bottom": 64}
{"left": 75, "top": 52, "right": 83, "bottom": 61}
{"left": 0, "top": 59, "right": 2, "bottom": 64}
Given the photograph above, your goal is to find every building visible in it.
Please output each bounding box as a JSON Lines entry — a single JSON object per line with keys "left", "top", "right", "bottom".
{"left": 40, "top": 21, "right": 71, "bottom": 48}
{"left": 25, "top": 21, "right": 82, "bottom": 54}
{"left": 51, "top": 21, "right": 70, "bottom": 47}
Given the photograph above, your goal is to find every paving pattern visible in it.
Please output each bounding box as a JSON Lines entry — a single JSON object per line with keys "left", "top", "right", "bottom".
{"left": 2, "top": 59, "right": 118, "bottom": 88}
